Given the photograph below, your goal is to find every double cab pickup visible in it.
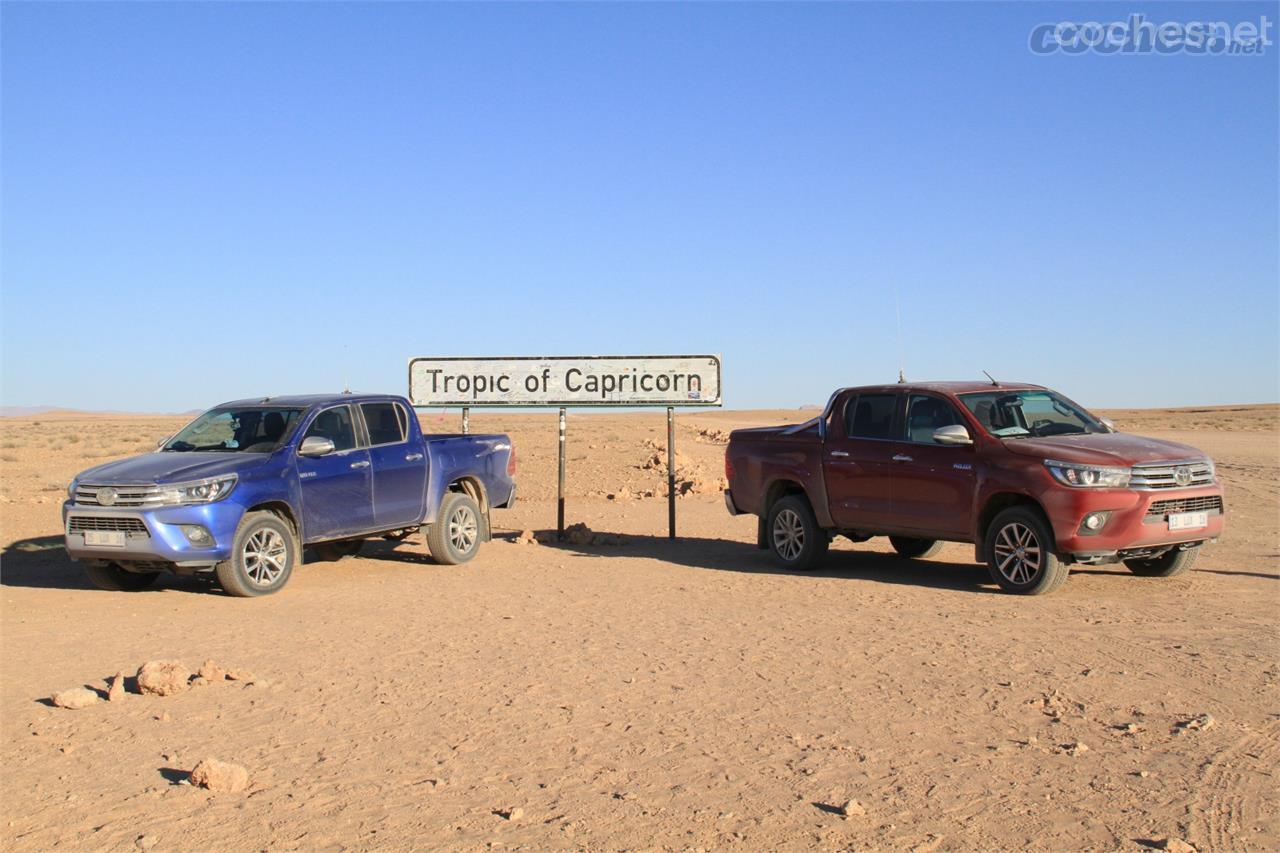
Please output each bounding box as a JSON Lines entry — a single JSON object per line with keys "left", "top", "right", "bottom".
{"left": 63, "top": 393, "right": 515, "bottom": 596}
{"left": 724, "top": 382, "right": 1225, "bottom": 594}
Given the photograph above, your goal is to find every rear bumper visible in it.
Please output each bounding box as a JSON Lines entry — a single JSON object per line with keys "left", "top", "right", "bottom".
{"left": 724, "top": 489, "right": 742, "bottom": 516}
{"left": 62, "top": 500, "right": 245, "bottom": 568}
{"left": 1039, "top": 484, "right": 1225, "bottom": 562}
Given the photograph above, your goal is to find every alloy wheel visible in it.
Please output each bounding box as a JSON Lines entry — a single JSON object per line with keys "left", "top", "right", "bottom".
{"left": 243, "top": 528, "right": 288, "bottom": 586}
{"left": 993, "top": 522, "right": 1041, "bottom": 585}
{"left": 772, "top": 508, "right": 805, "bottom": 561}
{"left": 449, "top": 506, "right": 478, "bottom": 554}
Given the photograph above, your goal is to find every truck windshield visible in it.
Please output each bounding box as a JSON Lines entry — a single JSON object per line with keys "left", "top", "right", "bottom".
{"left": 958, "top": 391, "right": 1105, "bottom": 438}
{"left": 163, "top": 408, "right": 304, "bottom": 453}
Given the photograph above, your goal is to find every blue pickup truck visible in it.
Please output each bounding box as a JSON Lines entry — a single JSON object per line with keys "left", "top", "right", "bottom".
{"left": 62, "top": 393, "right": 516, "bottom": 596}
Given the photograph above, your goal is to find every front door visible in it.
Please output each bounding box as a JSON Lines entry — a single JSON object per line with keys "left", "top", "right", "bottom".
{"left": 358, "top": 400, "right": 428, "bottom": 529}
{"left": 296, "top": 404, "right": 374, "bottom": 541}
{"left": 888, "top": 393, "right": 977, "bottom": 536}
{"left": 822, "top": 391, "right": 901, "bottom": 530}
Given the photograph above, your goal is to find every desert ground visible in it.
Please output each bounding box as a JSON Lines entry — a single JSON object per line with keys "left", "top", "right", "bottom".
{"left": 1, "top": 404, "right": 1276, "bottom": 852}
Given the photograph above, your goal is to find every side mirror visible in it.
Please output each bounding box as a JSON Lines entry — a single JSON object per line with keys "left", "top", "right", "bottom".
{"left": 933, "top": 425, "right": 973, "bottom": 446}
{"left": 1100, "top": 417, "right": 1117, "bottom": 433}
{"left": 156, "top": 436, "right": 169, "bottom": 450}
{"left": 299, "top": 436, "right": 336, "bottom": 457}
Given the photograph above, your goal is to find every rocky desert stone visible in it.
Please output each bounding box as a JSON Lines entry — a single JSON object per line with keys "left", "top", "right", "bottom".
{"left": 188, "top": 757, "right": 249, "bottom": 793}
{"left": 51, "top": 687, "right": 99, "bottom": 710}
{"left": 136, "top": 660, "right": 191, "bottom": 696}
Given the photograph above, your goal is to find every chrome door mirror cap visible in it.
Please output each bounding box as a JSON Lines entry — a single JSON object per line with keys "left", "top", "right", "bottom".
{"left": 1100, "top": 416, "right": 1118, "bottom": 433}
{"left": 299, "top": 436, "right": 336, "bottom": 457}
{"left": 933, "top": 425, "right": 973, "bottom": 446}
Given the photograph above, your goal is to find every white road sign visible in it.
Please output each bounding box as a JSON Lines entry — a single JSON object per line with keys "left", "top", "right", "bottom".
{"left": 409, "top": 355, "right": 722, "bottom": 407}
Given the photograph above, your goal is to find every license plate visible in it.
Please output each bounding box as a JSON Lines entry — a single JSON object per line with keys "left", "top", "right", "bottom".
{"left": 84, "top": 530, "right": 126, "bottom": 548}
{"left": 1168, "top": 511, "right": 1208, "bottom": 531}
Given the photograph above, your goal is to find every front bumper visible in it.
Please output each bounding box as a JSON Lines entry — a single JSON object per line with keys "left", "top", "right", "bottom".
{"left": 1040, "top": 484, "right": 1225, "bottom": 563}
{"left": 62, "top": 500, "right": 246, "bottom": 568}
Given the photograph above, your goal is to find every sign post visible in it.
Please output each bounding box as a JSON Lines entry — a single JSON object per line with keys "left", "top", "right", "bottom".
{"left": 409, "top": 355, "right": 722, "bottom": 540}
{"left": 667, "top": 407, "right": 676, "bottom": 539}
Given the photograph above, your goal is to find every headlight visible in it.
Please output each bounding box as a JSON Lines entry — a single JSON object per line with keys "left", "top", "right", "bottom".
{"left": 156, "top": 475, "right": 238, "bottom": 506}
{"left": 1044, "top": 460, "right": 1130, "bottom": 488}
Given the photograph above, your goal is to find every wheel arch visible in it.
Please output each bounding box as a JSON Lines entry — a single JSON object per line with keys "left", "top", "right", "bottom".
{"left": 446, "top": 476, "right": 491, "bottom": 541}
{"left": 246, "top": 500, "right": 302, "bottom": 542}
{"left": 975, "top": 492, "right": 1053, "bottom": 561}
{"left": 758, "top": 479, "right": 812, "bottom": 549}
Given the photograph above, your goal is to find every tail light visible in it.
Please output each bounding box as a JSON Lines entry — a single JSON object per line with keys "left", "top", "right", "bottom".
{"left": 507, "top": 447, "right": 517, "bottom": 477}
{"left": 724, "top": 449, "right": 734, "bottom": 483}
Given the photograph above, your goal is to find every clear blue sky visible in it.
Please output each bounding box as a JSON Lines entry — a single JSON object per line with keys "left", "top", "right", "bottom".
{"left": 3, "top": 2, "right": 1277, "bottom": 412}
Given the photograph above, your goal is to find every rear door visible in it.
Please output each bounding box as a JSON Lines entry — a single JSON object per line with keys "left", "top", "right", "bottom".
{"left": 296, "top": 404, "right": 375, "bottom": 540}
{"left": 822, "top": 391, "right": 902, "bottom": 530}
{"left": 887, "top": 393, "right": 977, "bottom": 536}
{"left": 359, "top": 400, "right": 428, "bottom": 529}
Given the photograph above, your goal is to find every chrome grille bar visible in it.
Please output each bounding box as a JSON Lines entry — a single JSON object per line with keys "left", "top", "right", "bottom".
{"left": 73, "top": 484, "right": 168, "bottom": 507}
{"left": 1129, "top": 460, "right": 1215, "bottom": 490}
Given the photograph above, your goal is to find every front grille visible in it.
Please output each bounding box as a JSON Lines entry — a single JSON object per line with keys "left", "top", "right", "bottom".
{"left": 67, "top": 516, "right": 150, "bottom": 535}
{"left": 1145, "top": 495, "right": 1224, "bottom": 520}
{"left": 74, "top": 484, "right": 166, "bottom": 507}
{"left": 1130, "top": 460, "right": 1215, "bottom": 490}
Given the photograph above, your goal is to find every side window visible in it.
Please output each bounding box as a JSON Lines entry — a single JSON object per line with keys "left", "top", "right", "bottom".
{"left": 305, "top": 405, "right": 357, "bottom": 452}
{"left": 906, "top": 394, "right": 963, "bottom": 444}
{"left": 844, "top": 393, "right": 898, "bottom": 439}
{"left": 361, "top": 402, "right": 406, "bottom": 446}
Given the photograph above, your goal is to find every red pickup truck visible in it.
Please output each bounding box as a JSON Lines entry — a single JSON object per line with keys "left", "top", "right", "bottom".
{"left": 724, "top": 382, "right": 1225, "bottom": 595}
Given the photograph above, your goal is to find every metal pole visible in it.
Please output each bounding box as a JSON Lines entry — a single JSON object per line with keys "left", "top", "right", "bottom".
{"left": 557, "top": 407, "right": 567, "bottom": 540}
{"left": 462, "top": 407, "right": 470, "bottom": 435}
{"left": 667, "top": 406, "right": 676, "bottom": 539}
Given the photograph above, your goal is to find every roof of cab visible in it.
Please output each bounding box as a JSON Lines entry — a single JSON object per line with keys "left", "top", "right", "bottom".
{"left": 837, "top": 380, "right": 1047, "bottom": 396}
{"left": 216, "top": 393, "right": 404, "bottom": 409}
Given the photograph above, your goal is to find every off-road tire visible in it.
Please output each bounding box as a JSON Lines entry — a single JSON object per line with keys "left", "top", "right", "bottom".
{"left": 1125, "top": 546, "right": 1200, "bottom": 578}
{"left": 767, "top": 495, "right": 829, "bottom": 571}
{"left": 984, "top": 506, "right": 1069, "bottom": 595}
{"left": 889, "top": 536, "right": 944, "bottom": 559}
{"left": 215, "top": 511, "right": 298, "bottom": 597}
{"left": 85, "top": 563, "right": 160, "bottom": 591}
{"left": 314, "top": 539, "right": 364, "bottom": 562}
{"left": 427, "top": 492, "right": 482, "bottom": 565}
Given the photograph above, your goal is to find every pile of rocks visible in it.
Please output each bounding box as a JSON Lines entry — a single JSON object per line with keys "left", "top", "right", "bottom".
{"left": 49, "top": 658, "right": 262, "bottom": 709}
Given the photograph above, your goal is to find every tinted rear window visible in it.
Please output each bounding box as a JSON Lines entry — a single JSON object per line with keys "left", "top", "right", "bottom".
{"left": 361, "top": 402, "right": 406, "bottom": 445}
{"left": 845, "top": 394, "right": 898, "bottom": 439}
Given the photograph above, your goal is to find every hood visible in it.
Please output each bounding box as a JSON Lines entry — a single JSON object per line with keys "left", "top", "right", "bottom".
{"left": 1001, "top": 432, "right": 1208, "bottom": 467}
{"left": 74, "top": 452, "right": 273, "bottom": 486}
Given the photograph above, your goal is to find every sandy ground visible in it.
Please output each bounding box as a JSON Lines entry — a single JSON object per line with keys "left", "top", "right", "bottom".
{"left": 0, "top": 405, "right": 1276, "bottom": 852}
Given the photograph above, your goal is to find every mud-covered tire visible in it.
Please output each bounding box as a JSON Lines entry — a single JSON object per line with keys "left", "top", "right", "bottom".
{"left": 1125, "top": 546, "right": 1199, "bottom": 578}
{"left": 984, "top": 507, "right": 1069, "bottom": 595}
{"left": 889, "top": 536, "right": 944, "bottom": 559}
{"left": 313, "top": 539, "right": 364, "bottom": 562}
{"left": 427, "top": 492, "right": 482, "bottom": 565}
{"left": 767, "top": 495, "right": 829, "bottom": 571}
{"left": 215, "top": 511, "right": 297, "bottom": 597}
{"left": 85, "top": 563, "right": 160, "bottom": 591}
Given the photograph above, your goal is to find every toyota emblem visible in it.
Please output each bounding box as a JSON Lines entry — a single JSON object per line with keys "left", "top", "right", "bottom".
{"left": 1173, "top": 466, "right": 1192, "bottom": 487}
{"left": 97, "top": 487, "right": 117, "bottom": 507}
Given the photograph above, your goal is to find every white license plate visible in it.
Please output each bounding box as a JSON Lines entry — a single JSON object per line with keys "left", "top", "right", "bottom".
{"left": 84, "top": 530, "right": 126, "bottom": 548}
{"left": 1168, "top": 511, "right": 1208, "bottom": 531}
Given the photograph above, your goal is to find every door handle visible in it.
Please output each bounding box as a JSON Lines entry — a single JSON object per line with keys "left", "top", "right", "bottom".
{"left": 405, "top": 453, "right": 424, "bottom": 462}
{"left": 829, "top": 450, "right": 849, "bottom": 458}
{"left": 349, "top": 460, "right": 370, "bottom": 469}
{"left": 892, "top": 454, "right": 914, "bottom": 463}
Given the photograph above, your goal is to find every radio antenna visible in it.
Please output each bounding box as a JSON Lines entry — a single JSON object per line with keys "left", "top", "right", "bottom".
{"left": 982, "top": 369, "right": 1000, "bottom": 387}
{"left": 894, "top": 283, "right": 905, "bottom": 383}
